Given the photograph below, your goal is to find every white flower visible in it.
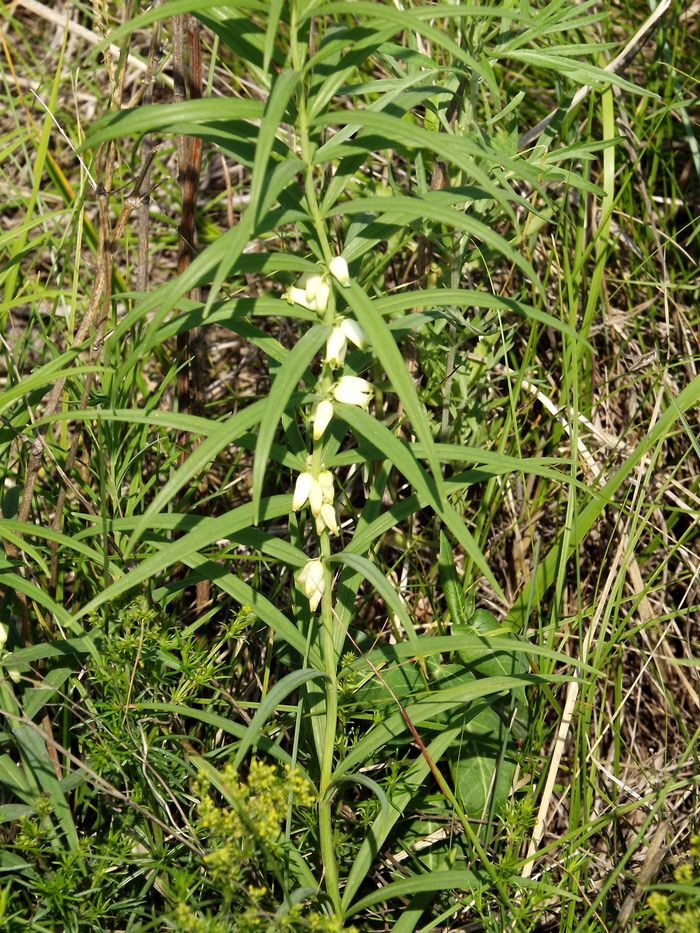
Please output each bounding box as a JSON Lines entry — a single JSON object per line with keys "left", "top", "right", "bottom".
{"left": 286, "top": 285, "right": 316, "bottom": 310}
{"left": 329, "top": 255, "right": 350, "bottom": 287}
{"left": 339, "top": 317, "right": 367, "bottom": 349}
{"left": 292, "top": 471, "right": 314, "bottom": 510}
{"left": 308, "top": 477, "right": 324, "bottom": 515}
{"left": 297, "top": 559, "right": 325, "bottom": 611}
{"left": 325, "top": 317, "right": 368, "bottom": 368}
{"left": 305, "top": 275, "right": 330, "bottom": 313}
{"left": 0, "top": 623, "right": 8, "bottom": 651}
{"left": 318, "top": 470, "right": 334, "bottom": 504}
{"left": 325, "top": 326, "right": 347, "bottom": 368}
{"left": 333, "top": 375, "right": 372, "bottom": 408}
{"left": 315, "top": 503, "right": 339, "bottom": 536}
{"left": 312, "top": 399, "right": 334, "bottom": 440}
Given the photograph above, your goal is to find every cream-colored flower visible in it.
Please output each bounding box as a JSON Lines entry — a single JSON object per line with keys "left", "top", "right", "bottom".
{"left": 0, "top": 623, "right": 8, "bottom": 651}
{"left": 292, "top": 471, "right": 314, "bottom": 510}
{"left": 329, "top": 255, "right": 350, "bottom": 287}
{"left": 315, "top": 503, "right": 339, "bottom": 536}
{"left": 285, "top": 285, "right": 316, "bottom": 310}
{"left": 308, "top": 477, "right": 324, "bottom": 515}
{"left": 297, "top": 559, "right": 325, "bottom": 611}
{"left": 305, "top": 275, "right": 330, "bottom": 313}
{"left": 312, "top": 399, "right": 334, "bottom": 440}
{"left": 333, "top": 375, "right": 372, "bottom": 408}
{"left": 318, "top": 470, "right": 334, "bottom": 504}
{"left": 339, "top": 317, "right": 367, "bottom": 349}
{"left": 325, "top": 326, "right": 347, "bottom": 368}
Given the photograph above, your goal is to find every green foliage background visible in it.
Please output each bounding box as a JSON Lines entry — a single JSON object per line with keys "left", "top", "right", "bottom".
{"left": 0, "top": 1, "right": 698, "bottom": 930}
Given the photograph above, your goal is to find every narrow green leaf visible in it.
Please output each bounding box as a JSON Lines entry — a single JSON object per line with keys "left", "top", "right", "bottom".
{"left": 251, "top": 70, "right": 299, "bottom": 230}
{"left": 347, "top": 869, "right": 483, "bottom": 917}
{"left": 344, "top": 281, "right": 446, "bottom": 498}
{"left": 233, "top": 669, "right": 325, "bottom": 770}
{"left": 335, "top": 404, "right": 503, "bottom": 598}
{"left": 331, "top": 552, "right": 418, "bottom": 644}
{"left": 252, "top": 324, "right": 328, "bottom": 524}
{"left": 84, "top": 99, "right": 264, "bottom": 150}
{"left": 125, "top": 400, "right": 267, "bottom": 556}
{"left": 507, "top": 374, "right": 700, "bottom": 628}
{"left": 0, "top": 573, "right": 81, "bottom": 635}
{"left": 330, "top": 198, "right": 541, "bottom": 292}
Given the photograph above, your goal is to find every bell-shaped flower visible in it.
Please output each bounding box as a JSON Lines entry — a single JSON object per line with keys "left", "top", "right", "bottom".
{"left": 286, "top": 285, "right": 316, "bottom": 310}
{"left": 315, "top": 503, "right": 339, "bottom": 536}
{"left": 292, "top": 471, "right": 314, "bottom": 511}
{"left": 333, "top": 375, "right": 372, "bottom": 408}
{"left": 305, "top": 275, "right": 330, "bottom": 313}
{"left": 329, "top": 256, "right": 350, "bottom": 287}
{"left": 318, "top": 470, "right": 334, "bottom": 504}
{"left": 339, "top": 317, "right": 368, "bottom": 350}
{"left": 312, "top": 399, "right": 334, "bottom": 440}
{"left": 325, "top": 326, "right": 347, "bottom": 368}
{"left": 297, "top": 559, "right": 325, "bottom": 611}
{"left": 308, "top": 477, "right": 324, "bottom": 516}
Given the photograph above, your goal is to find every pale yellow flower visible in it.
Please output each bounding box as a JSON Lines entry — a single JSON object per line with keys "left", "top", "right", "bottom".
{"left": 329, "top": 255, "right": 350, "bottom": 286}
{"left": 333, "top": 375, "right": 372, "bottom": 407}
{"left": 297, "top": 559, "right": 325, "bottom": 611}
{"left": 312, "top": 399, "right": 334, "bottom": 440}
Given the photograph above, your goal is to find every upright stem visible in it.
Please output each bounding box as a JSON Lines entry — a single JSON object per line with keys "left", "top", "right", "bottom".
{"left": 318, "top": 530, "right": 340, "bottom": 913}
{"left": 290, "top": 3, "right": 340, "bottom": 913}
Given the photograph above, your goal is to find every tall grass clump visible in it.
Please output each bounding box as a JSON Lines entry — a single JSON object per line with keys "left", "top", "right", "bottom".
{"left": 0, "top": 0, "right": 698, "bottom": 930}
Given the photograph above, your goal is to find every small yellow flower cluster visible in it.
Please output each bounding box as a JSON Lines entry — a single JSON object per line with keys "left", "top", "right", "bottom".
{"left": 197, "top": 758, "right": 316, "bottom": 885}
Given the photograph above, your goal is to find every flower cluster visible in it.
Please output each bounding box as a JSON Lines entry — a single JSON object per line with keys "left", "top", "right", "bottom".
{"left": 290, "top": 255, "right": 374, "bottom": 612}
{"left": 293, "top": 466, "right": 338, "bottom": 536}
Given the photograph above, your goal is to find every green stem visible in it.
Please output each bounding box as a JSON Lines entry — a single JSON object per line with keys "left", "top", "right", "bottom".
{"left": 318, "top": 530, "right": 341, "bottom": 914}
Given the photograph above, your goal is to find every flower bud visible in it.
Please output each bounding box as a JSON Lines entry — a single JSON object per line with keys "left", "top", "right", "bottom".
{"left": 333, "top": 375, "right": 372, "bottom": 408}
{"left": 0, "top": 623, "right": 8, "bottom": 651}
{"left": 312, "top": 399, "right": 334, "bottom": 440}
{"left": 329, "top": 256, "right": 350, "bottom": 287}
{"left": 297, "top": 559, "right": 325, "bottom": 611}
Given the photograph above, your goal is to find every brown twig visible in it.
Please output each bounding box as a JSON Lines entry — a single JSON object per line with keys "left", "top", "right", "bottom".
{"left": 173, "top": 15, "right": 210, "bottom": 613}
